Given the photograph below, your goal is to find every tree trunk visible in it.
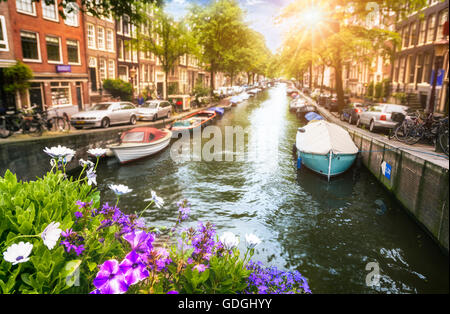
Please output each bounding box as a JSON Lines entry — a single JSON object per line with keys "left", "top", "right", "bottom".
{"left": 334, "top": 48, "right": 345, "bottom": 112}
{"left": 210, "top": 69, "right": 215, "bottom": 96}
{"left": 309, "top": 61, "right": 313, "bottom": 89}
{"left": 164, "top": 72, "right": 168, "bottom": 99}
{"left": 230, "top": 72, "right": 234, "bottom": 87}
{"left": 320, "top": 64, "right": 325, "bottom": 93}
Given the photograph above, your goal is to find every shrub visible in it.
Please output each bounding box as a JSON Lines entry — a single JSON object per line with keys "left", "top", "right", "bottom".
{"left": 102, "top": 79, "right": 133, "bottom": 101}
{"left": 2, "top": 61, "right": 33, "bottom": 95}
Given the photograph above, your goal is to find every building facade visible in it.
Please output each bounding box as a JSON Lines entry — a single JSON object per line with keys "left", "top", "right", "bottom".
{"left": 0, "top": 1, "right": 16, "bottom": 110}
{"left": 84, "top": 11, "right": 117, "bottom": 104}
{"left": 9, "top": 0, "right": 89, "bottom": 110}
{"left": 391, "top": 0, "right": 449, "bottom": 113}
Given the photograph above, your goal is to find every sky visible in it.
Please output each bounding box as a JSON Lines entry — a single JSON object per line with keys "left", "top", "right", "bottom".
{"left": 164, "top": 0, "right": 294, "bottom": 54}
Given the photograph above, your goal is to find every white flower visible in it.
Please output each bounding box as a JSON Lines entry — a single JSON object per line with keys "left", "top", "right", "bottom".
{"left": 245, "top": 233, "right": 261, "bottom": 249}
{"left": 43, "top": 145, "right": 75, "bottom": 159}
{"left": 150, "top": 190, "right": 164, "bottom": 208}
{"left": 79, "top": 158, "right": 94, "bottom": 169}
{"left": 86, "top": 168, "right": 97, "bottom": 186}
{"left": 109, "top": 184, "right": 132, "bottom": 195}
{"left": 3, "top": 242, "right": 33, "bottom": 265}
{"left": 220, "top": 232, "right": 239, "bottom": 251}
{"left": 87, "top": 148, "right": 107, "bottom": 158}
{"left": 41, "top": 222, "right": 62, "bottom": 250}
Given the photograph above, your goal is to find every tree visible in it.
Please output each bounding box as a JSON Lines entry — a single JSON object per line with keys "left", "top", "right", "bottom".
{"left": 2, "top": 61, "right": 33, "bottom": 96}
{"left": 187, "top": 0, "right": 248, "bottom": 92}
{"left": 102, "top": 79, "right": 133, "bottom": 100}
{"left": 278, "top": 0, "right": 408, "bottom": 110}
{"left": 135, "top": 6, "right": 195, "bottom": 98}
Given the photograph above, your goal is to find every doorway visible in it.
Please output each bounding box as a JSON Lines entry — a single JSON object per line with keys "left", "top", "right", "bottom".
{"left": 29, "top": 83, "right": 44, "bottom": 111}
{"left": 76, "top": 82, "right": 83, "bottom": 110}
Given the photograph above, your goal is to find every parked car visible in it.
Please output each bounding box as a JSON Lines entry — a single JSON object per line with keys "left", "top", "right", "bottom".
{"left": 70, "top": 102, "right": 138, "bottom": 129}
{"left": 339, "top": 102, "right": 368, "bottom": 124}
{"left": 356, "top": 103, "right": 409, "bottom": 132}
{"left": 325, "top": 97, "right": 339, "bottom": 112}
{"left": 137, "top": 100, "right": 172, "bottom": 121}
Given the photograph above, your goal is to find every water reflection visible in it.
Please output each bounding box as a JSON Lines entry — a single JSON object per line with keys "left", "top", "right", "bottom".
{"left": 93, "top": 84, "right": 448, "bottom": 294}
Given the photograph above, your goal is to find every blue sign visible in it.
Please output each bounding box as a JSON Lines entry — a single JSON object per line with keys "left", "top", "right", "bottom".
{"left": 56, "top": 65, "right": 71, "bottom": 73}
{"left": 381, "top": 161, "right": 392, "bottom": 180}
{"left": 430, "top": 69, "right": 445, "bottom": 87}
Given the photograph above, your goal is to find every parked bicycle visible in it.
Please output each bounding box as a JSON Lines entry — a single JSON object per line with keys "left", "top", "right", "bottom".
{"left": 389, "top": 110, "right": 449, "bottom": 156}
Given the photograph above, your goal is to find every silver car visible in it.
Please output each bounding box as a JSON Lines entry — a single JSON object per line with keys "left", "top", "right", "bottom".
{"left": 137, "top": 100, "right": 172, "bottom": 121}
{"left": 356, "top": 103, "right": 408, "bottom": 132}
{"left": 70, "top": 102, "right": 138, "bottom": 129}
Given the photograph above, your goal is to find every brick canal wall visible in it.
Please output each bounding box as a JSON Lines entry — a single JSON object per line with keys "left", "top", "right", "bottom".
{"left": 0, "top": 110, "right": 195, "bottom": 181}
{"left": 314, "top": 105, "right": 449, "bottom": 253}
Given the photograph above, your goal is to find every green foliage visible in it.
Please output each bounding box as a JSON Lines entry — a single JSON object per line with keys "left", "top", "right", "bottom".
{"left": 102, "top": 79, "right": 133, "bottom": 101}
{"left": 367, "top": 81, "right": 374, "bottom": 98}
{"left": 2, "top": 61, "right": 33, "bottom": 95}
{"left": 0, "top": 170, "right": 96, "bottom": 293}
{"left": 393, "top": 92, "right": 407, "bottom": 104}
{"left": 374, "top": 82, "right": 383, "bottom": 99}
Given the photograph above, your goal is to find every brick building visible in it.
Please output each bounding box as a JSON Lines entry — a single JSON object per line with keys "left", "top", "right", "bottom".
{"left": 0, "top": 1, "right": 16, "bottom": 110}
{"left": 8, "top": 0, "right": 89, "bottom": 111}
{"left": 84, "top": 11, "right": 117, "bottom": 104}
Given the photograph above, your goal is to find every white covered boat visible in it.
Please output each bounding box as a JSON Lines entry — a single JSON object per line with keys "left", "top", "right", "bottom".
{"left": 295, "top": 121, "right": 358, "bottom": 180}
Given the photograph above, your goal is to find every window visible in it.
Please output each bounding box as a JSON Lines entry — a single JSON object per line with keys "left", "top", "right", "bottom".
{"left": 423, "top": 54, "right": 432, "bottom": 83}
{"left": 426, "top": 14, "right": 436, "bottom": 42}
{"left": 402, "top": 26, "right": 410, "bottom": 48}
{"left": 398, "top": 56, "right": 406, "bottom": 83}
{"left": 419, "top": 19, "right": 426, "bottom": 44}
{"left": 437, "top": 10, "right": 448, "bottom": 40}
{"left": 125, "top": 42, "right": 131, "bottom": 61}
{"left": 106, "top": 29, "right": 114, "bottom": 51}
{"left": 50, "top": 82, "right": 71, "bottom": 106}
{"left": 132, "top": 47, "right": 138, "bottom": 63}
{"left": 16, "top": 0, "right": 35, "bottom": 15}
{"left": 407, "top": 55, "right": 416, "bottom": 84}
{"left": 42, "top": 0, "right": 58, "bottom": 21}
{"left": 67, "top": 39, "right": 79, "bottom": 64}
{"left": 46, "top": 35, "right": 61, "bottom": 63}
{"left": 21, "top": 31, "right": 40, "bottom": 61}
{"left": 123, "top": 16, "right": 130, "bottom": 36}
{"left": 416, "top": 54, "right": 424, "bottom": 84}
{"left": 99, "top": 59, "right": 107, "bottom": 81}
{"left": 0, "top": 16, "right": 8, "bottom": 51}
{"left": 117, "top": 18, "right": 123, "bottom": 34}
{"left": 64, "top": 3, "right": 79, "bottom": 27}
{"left": 87, "top": 24, "right": 96, "bottom": 49}
{"left": 97, "top": 27, "right": 105, "bottom": 50}
{"left": 118, "top": 39, "right": 123, "bottom": 60}
{"left": 108, "top": 60, "right": 115, "bottom": 79}
{"left": 118, "top": 66, "right": 128, "bottom": 81}
{"left": 409, "top": 22, "right": 417, "bottom": 47}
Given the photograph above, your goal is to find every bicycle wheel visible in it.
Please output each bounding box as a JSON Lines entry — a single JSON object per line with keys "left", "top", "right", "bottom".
{"left": 394, "top": 122, "right": 409, "bottom": 142}
{"left": 405, "top": 125, "right": 424, "bottom": 145}
{"left": 51, "top": 117, "right": 68, "bottom": 132}
{"left": 438, "top": 127, "right": 449, "bottom": 156}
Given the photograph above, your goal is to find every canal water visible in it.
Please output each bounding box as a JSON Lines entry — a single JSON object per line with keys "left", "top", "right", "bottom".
{"left": 95, "top": 84, "right": 449, "bottom": 294}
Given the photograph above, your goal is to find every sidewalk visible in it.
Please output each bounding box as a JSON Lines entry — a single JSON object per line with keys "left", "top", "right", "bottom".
{"left": 0, "top": 101, "right": 224, "bottom": 145}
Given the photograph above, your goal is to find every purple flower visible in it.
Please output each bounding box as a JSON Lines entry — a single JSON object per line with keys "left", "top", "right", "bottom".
{"left": 193, "top": 264, "right": 207, "bottom": 273}
{"left": 167, "top": 290, "right": 179, "bottom": 294}
{"left": 119, "top": 250, "right": 149, "bottom": 286}
{"left": 93, "top": 259, "right": 129, "bottom": 294}
{"left": 123, "top": 230, "right": 154, "bottom": 256}
{"left": 60, "top": 229, "right": 85, "bottom": 256}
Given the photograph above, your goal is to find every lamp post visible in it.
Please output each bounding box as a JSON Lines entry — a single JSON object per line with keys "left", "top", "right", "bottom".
{"left": 428, "top": 40, "right": 448, "bottom": 114}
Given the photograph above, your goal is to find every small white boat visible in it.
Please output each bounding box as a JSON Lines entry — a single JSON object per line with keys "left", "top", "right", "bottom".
{"left": 108, "top": 127, "right": 172, "bottom": 164}
{"left": 295, "top": 120, "right": 358, "bottom": 181}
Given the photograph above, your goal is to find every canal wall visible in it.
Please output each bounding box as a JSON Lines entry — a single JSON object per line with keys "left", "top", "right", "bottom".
{"left": 0, "top": 108, "right": 201, "bottom": 181}
{"left": 314, "top": 104, "right": 449, "bottom": 253}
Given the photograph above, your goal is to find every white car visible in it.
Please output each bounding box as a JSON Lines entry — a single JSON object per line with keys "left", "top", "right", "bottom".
{"left": 357, "top": 103, "right": 408, "bottom": 132}
{"left": 70, "top": 102, "right": 138, "bottom": 129}
{"left": 137, "top": 100, "right": 172, "bottom": 121}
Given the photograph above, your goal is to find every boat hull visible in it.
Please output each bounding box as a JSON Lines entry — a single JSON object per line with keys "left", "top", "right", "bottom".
{"left": 110, "top": 137, "right": 171, "bottom": 164}
{"left": 298, "top": 151, "right": 357, "bottom": 177}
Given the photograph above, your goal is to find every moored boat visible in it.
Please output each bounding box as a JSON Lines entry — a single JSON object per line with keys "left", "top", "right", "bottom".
{"left": 295, "top": 120, "right": 358, "bottom": 181}
{"left": 108, "top": 127, "right": 172, "bottom": 164}
{"left": 171, "top": 110, "right": 217, "bottom": 132}
{"left": 208, "top": 107, "right": 225, "bottom": 116}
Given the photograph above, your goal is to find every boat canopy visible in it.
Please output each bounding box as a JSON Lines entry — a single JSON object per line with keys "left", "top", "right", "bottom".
{"left": 208, "top": 107, "right": 225, "bottom": 115}
{"left": 296, "top": 120, "right": 358, "bottom": 155}
{"left": 121, "top": 127, "right": 169, "bottom": 143}
{"left": 304, "top": 112, "right": 324, "bottom": 121}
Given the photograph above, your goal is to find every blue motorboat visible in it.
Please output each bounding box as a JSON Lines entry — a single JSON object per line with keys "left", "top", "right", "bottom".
{"left": 304, "top": 112, "right": 324, "bottom": 121}
{"left": 208, "top": 107, "right": 225, "bottom": 116}
{"left": 295, "top": 120, "right": 358, "bottom": 181}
